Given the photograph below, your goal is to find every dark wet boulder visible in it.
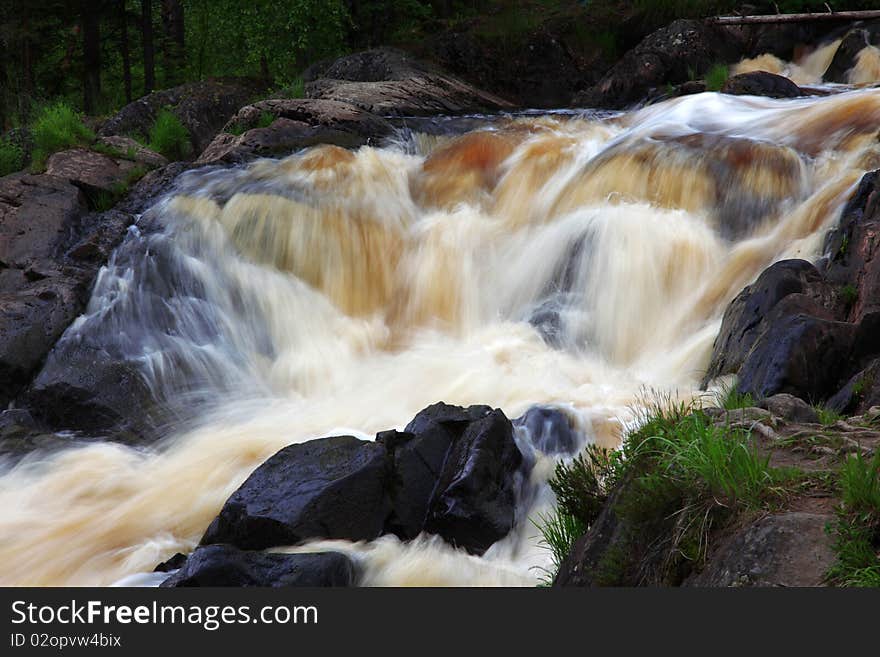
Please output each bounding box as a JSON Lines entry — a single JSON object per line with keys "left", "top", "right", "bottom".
{"left": 199, "top": 402, "right": 526, "bottom": 556}
{"left": 826, "top": 357, "right": 880, "bottom": 415}
{"left": 99, "top": 77, "right": 266, "bottom": 155}
{"left": 702, "top": 259, "right": 833, "bottom": 387}
{"left": 24, "top": 340, "right": 157, "bottom": 439}
{"left": 721, "top": 71, "right": 805, "bottom": 99}
{"left": 380, "top": 402, "right": 525, "bottom": 554}
{"left": 200, "top": 435, "right": 390, "bottom": 550}
{"left": 160, "top": 545, "right": 355, "bottom": 588}
{"left": 513, "top": 406, "right": 581, "bottom": 456}
{"left": 197, "top": 99, "right": 392, "bottom": 165}
{"left": 736, "top": 312, "right": 855, "bottom": 402}
{"left": 824, "top": 29, "right": 872, "bottom": 84}
{"left": 422, "top": 408, "right": 523, "bottom": 554}
{"left": 573, "top": 20, "right": 744, "bottom": 108}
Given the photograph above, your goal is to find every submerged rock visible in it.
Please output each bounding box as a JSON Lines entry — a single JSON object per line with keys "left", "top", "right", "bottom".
{"left": 513, "top": 406, "right": 581, "bottom": 456}
{"left": 160, "top": 545, "right": 355, "bottom": 587}
{"left": 721, "top": 71, "right": 805, "bottom": 99}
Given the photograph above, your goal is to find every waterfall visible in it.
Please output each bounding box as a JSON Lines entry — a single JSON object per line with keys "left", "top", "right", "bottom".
{"left": 2, "top": 87, "right": 879, "bottom": 587}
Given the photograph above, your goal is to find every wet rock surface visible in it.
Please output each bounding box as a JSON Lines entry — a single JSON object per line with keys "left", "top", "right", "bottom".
{"left": 304, "top": 48, "right": 514, "bottom": 117}
{"left": 200, "top": 403, "right": 526, "bottom": 557}
{"left": 705, "top": 169, "right": 880, "bottom": 412}
{"left": 197, "top": 99, "right": 392, "bottom": 165}
{"left": 721, "top": 71, "right": 806, "bottom": 99}
{"left": 161, "top": 545, "right": 355, "bottom": 587}
{"left": 573, "top": 20, "right": 744, "bottom": 108}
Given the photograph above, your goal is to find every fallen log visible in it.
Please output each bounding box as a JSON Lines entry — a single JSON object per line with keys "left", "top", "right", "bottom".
{"left": 708, "top": 10, "right": 880, "bottom": 25}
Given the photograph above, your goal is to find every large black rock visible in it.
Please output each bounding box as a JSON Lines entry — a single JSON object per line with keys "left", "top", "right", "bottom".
{"left": 702, "top": 259, "right": 833, "bottom": 387}
{"left": 199, "top": 402, "right": 527, "bottom": 557}
{"left": 200, "top": 435, "right": 390, "bottom": 550}
{"left": 381, "top": 402, "right": 525, "bottom": 554}
{"left": 160, "top": 545, "right": 355, "bottom": 587}
{"left": 421, "top": 407, "right": 523, "bottom": 554}
{"left": 736, "top": 312, "right": 855, "bottom": 401}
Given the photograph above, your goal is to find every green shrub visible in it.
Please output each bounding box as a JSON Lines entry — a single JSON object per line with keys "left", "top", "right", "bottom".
{"left": 705, "top": 63, "right": 729, "bottom": 92}
{"left": 30, "top": 102, "right": 94, "bottom": 170}
{"left": 828, "top": 451, "right": 880, "bottom": 586}
{"left": 0, "top": 138, "right": 24, "bottom": 176}
{"left": 148, "top": 109, "right": 191, "bottom": 160}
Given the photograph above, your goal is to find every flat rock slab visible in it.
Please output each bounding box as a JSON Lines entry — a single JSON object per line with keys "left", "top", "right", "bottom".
{"left": 686, "top": 512, "right": 835, "bottom": 587}
{"left": 46, "top": 148, "right": 142, "bottom": 195}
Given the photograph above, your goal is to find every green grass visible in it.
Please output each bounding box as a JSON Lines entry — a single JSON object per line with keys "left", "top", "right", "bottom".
{"left": 815, "top": 406, "right": 843, "bottom": 427}
{"left": 276, "top": 76, "right": 305, "bottom": 99}
{"left": 715, "top": 383, "right": 756, "bottom": 410}
{"left": 532, "top": 510, "right": 586, "bottom": 585}
{"left": 828, "top": 451, "right": 880, "bottom": 587}
{"left": 229, "top": 110, "right": 276, "bottom": 136}
{"left": 545, "top": 393, "right": 802, "bottom": 585}
{"left": 0, "top": 138, "right": 24, "bottom": 176}
{"left": 30, "top": 101, "right": 95, "bottom": 170}
{"left": 705, "top": 63, "right": 729, "bottom": 92}
{"left": 85, "top": 164, "right": 148, "bottom": 212}
{"left": 147, "top": 109, "right": 191, "bottom": 161}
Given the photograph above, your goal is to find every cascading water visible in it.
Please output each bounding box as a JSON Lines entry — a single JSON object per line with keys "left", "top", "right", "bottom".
{"left": 2, "top": 78, "right": 880, "bottom": 586}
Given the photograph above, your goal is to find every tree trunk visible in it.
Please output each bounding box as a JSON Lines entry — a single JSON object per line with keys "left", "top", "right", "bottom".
{"left": 142, "top": 0, "right": 155, "bottom": 94}
{"left": 82, "top": 2, "right": 102, "bottom": 114}
{"left": 120, "top": 0, "right": 132, "bottom": 103}
{"left": 161, "top": 0, "right": 185, "bottom": 86}
{"left": 20, "top": 5, "right": 34, "bottom": 122}
{"left": 708, "top": 10, "right": 880, "bottom": 25}
{"left": 0, "top": 35, "right": 7, "bottom": 130}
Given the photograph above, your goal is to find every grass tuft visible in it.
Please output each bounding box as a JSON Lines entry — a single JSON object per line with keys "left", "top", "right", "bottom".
{"left": 30, "top": 102, "right": 94, "bottom": 170}
{"left": 147, "top": 109, "right": 191, "bottom": 161}
{"left": 815, "top": 406, "right": 843, "bottom": 427}
{"left": 705, "top": 63, "right": 729, "bottom": 92}
{"left": 714, "top": 383, "right": 756, "bottom": 411}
